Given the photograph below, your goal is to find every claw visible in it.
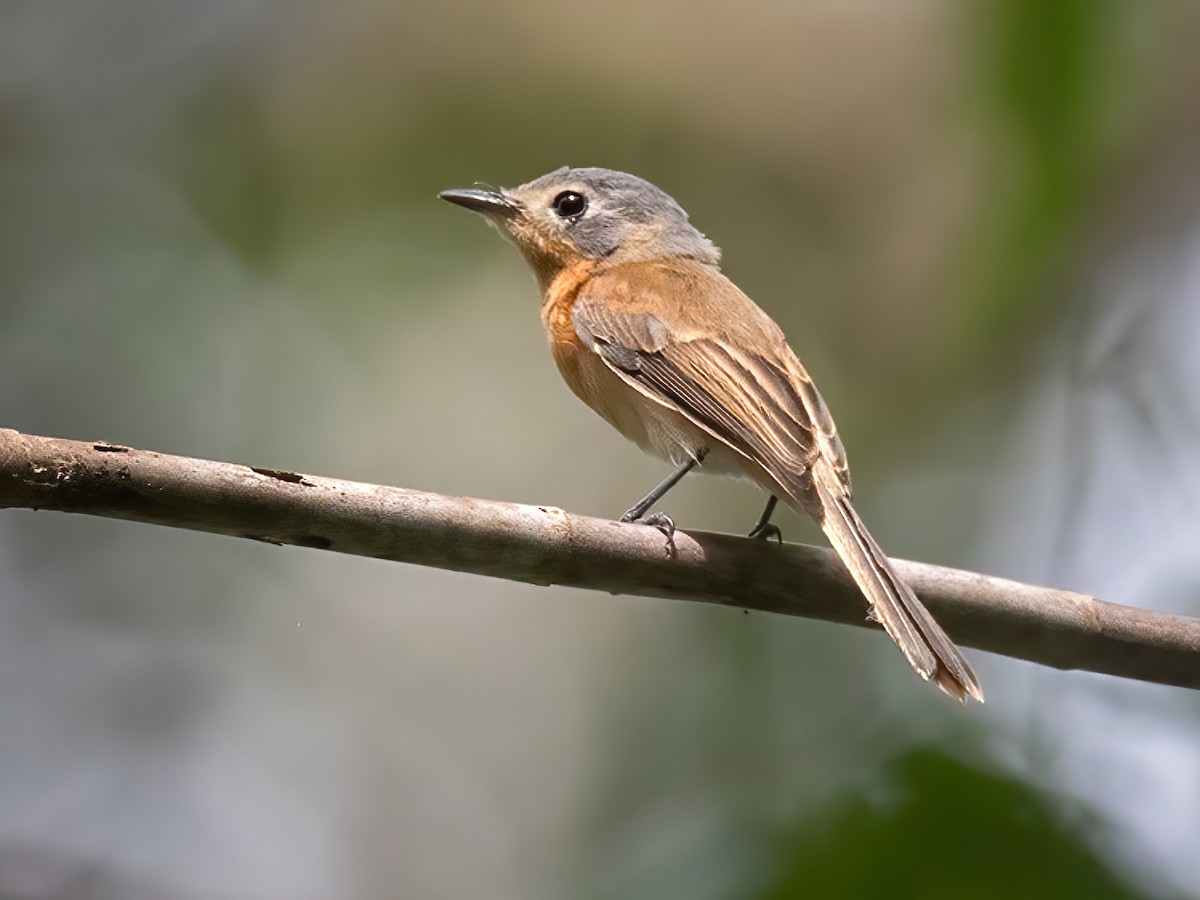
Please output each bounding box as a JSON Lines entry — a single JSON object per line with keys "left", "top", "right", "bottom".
{"left": 627, "top": 511, "right": 677, "bottom": 558}
{"left": 748, "top": 495, "right": 781, "bottom": 543}
{"left": 748, "top": 522, "right": 783, "bottom": 543}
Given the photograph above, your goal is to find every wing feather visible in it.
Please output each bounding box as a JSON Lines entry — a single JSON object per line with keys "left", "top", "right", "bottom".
{"left": 574, "top": 271, "right": 835, "bottom": 510}
{"left": 571, "top": 261, "right": 982, "bottom": 702}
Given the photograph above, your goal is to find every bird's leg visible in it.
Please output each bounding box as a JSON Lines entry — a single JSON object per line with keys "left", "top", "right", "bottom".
{"left": 748, "top": 494, "right": 783, "bottom": 543}
{"left": 621, "top": 449, "right": 708, "bottom": 555}
{"left": 621, "top": 448, "right": 707, "bottom": 523}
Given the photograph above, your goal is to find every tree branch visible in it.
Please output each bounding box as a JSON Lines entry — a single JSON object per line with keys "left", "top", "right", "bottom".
{"left": 2, "top": 428, "right": 1197, "bottom": 690}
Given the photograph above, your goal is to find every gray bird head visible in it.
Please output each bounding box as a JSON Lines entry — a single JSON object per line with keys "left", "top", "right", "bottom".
{"left": 440, "top": 167, "right": 721, "bottom": 290}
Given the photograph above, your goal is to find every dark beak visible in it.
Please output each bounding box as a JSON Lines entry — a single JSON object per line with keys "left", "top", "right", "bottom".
{"left": 438, "top": 188, "right": 517, "bottom": 219}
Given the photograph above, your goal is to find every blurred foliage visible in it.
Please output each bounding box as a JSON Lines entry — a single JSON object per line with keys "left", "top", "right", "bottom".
{"left": 965, "top": 0, "right": 1130, "bottom": 342}
{"left": 753, "top": 749, "right": 1147, "bottom": 900}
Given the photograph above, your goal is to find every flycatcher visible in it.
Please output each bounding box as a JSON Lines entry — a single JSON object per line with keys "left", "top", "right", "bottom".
{"left": 440, "top": 167, "right": 982, "bottom": 703}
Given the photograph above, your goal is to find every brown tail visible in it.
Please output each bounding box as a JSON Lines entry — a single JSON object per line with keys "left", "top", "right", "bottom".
{"left": 810, "top": 461, "right": 983, "bottom": 703}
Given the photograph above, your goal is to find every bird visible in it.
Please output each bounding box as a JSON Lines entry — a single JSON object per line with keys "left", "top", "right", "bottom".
{"left": 439, "top": 166, "right": 983, "bottom": 703}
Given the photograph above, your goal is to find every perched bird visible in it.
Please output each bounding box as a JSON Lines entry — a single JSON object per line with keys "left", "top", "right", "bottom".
{"left": 440, "top": 167, "right": 982, "bottom": 702}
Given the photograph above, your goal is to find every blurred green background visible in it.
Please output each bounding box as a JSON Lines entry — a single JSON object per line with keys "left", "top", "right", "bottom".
{"left": 2, "top": 1, "right": 1199, "bottom": 898}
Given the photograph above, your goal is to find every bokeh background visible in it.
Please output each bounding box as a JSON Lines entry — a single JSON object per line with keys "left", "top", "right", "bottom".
{"left": 2, "top": 1, "right": 1199, "bottom": 897}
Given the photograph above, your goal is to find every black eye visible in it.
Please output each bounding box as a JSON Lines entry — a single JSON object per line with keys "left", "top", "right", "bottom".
{"left": 551, "top": 191, "right": 587, "bottom": 220}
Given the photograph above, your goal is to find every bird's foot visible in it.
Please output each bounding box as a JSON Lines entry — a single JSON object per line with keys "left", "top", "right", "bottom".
{"left": 621, "top": 510, "right": 677, "bottom": 558}
{"left": 748, "top": 495, "right": 782, "bottom": 543}
{"left": 748, "top": 522, "right": 783, "bottom": 543}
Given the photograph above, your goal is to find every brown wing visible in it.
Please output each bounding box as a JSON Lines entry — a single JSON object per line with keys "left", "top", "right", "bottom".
{"left": 574, "top": 260, "right": 982, "bottom": 701}
{"left": 573, "top": 260, "right": 849, "bottom": 510}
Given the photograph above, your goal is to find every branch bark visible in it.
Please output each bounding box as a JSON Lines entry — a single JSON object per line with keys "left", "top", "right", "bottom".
{"left": 2, "top": 428, "right": 1197, "bottom": 690}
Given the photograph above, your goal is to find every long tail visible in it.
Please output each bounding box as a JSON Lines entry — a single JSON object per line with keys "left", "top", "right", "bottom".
{"left": 810, "top": 460, "right": 983, "bottom": 703}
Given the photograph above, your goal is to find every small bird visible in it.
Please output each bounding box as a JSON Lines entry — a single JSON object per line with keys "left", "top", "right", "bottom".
{"left": 440, "top": 167, "right": 982, "bottom": 702}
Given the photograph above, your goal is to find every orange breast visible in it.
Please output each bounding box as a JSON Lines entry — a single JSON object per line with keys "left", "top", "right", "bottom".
{"left": 540, "top": 260, "right": 596, "bottom": 402}
{"left": 538, "top": 259, "right": 662, "bottom": 456}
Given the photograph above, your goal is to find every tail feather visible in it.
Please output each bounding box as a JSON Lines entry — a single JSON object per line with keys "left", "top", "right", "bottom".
{"left": 810, "top": 462, "right": 983, "bottom": 703}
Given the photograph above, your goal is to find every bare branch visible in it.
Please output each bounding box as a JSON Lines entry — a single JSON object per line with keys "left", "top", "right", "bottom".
{"left": 2, "top": 428, "right": 1197, "bottom": 690}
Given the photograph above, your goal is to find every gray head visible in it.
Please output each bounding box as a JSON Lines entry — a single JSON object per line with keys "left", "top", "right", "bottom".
{"left": 440, "top": 167, "right": 720, "bottom": 288}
